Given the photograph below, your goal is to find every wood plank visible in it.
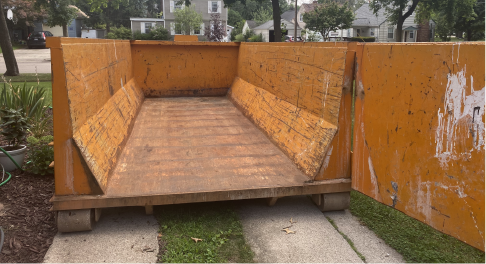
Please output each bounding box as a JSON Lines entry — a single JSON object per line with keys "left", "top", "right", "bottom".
{"left": 103, "top": 97, "right": 317, "bottom": 199}
{"left": 52, "top": 179, "right": 352, "bottom": 210}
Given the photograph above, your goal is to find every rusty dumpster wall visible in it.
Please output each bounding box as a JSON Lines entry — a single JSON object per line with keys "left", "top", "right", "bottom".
{"left": 352, "top": 43, "right": 485, "bottom": 250}
{"left": 230, "top": 43, "right": 348, "bottom": 178}
{"left": 48, "top": 38, "right": 144, "bottom": 195}
{"left": 131, "top": 41, "right": 239, "bottom": 97}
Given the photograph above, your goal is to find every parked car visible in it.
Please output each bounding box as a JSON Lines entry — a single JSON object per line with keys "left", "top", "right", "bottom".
{"left": 27, "top": 31, "right": 53, "bottom": 49}
{"left": 284, "top": 36, "right": 303, "bottom": 42}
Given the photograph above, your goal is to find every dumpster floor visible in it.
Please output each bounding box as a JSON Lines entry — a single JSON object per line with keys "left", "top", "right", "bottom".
{"left": 107, "top": 97, "right": 310, "bottom": 196}
{"left": 52, "top": 97, "right": 351, "bottom": 210}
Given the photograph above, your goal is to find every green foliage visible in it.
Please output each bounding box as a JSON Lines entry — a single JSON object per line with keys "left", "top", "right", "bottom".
{"left": 249, "top": 33, "right": 264, "bottom": 42}
{"left": 252, "top": 7, "right": 272, "bottom": 25}
{"left": 234, "top": 34, "right": 246, "bottom": 42}
{"left": 349, "top": 36, "right": 376, "bottom": 42}
{"left": 106, "top": 26, "right": 133, "bottom": 39}
{"left": 0, "top": 82, "right": 47, "bottom": 120}
{"left": 303, "top": 0, "right": 354, "bottom": 41}
{"left": 28, "top": 109, "right": 52, "bottom": 139}
{"left": 228, "top": 9, "right": 244, "bottom": 26}
{"left": 173, "top": 5, "right": 203, "bottom": 35}
{"left": 86, "top": 0, "right": 128, "bottom": 12}
{"left": 133, "top": 26, "right": 170, "bottom": 40}
{"left": 0, "top": 108, "right": 30, "bottom": 148}
{"left": 243, "top": 28, "right": 255, "bottom": 40}
{"left": 36, "top": 0, "right": 77, "bottom": 29}
{"left": 25, "top": 135, "right": 54, "bottom": 176}
{"left": 350, "top": 190, "right": 486, "bottom": 263}
{"left": 156, "top": 202, "right": 254, "bottom": 263}
{"left": 306, "top": 31, "right": 322, "bottom": 42}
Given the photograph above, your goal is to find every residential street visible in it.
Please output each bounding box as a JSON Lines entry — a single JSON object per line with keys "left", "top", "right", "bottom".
{"left": 0, "top": 48, "right": 51, "bottom": 74}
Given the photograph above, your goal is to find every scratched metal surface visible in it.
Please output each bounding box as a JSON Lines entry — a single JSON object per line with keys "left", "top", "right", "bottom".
{"left": 230, "top": 45, "right": 347, "bottom": 178}
{"left": 131, "top": 42, "right": 239, "bottom": 97}
{"left": 352, "top": 43, "right": 485, "bottom": 250}
{"left": 62, "top": 41, "right": 144, "bottom": 192}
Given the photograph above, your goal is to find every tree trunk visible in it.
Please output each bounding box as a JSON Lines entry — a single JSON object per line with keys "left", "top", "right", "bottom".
{"left": 0, "top": 0, "right": 19, "bottom": 76}
{"left": 396, "top": 12, "right": 403, "bottom": 42}
{"left": 62, "top": 23, "right": 68, "bottom": 37}
{"left": 272, "top": 0, "right": 281, "bottom": 42}
{"left": 294, "top": 0, "right": 297, "bottom": 41}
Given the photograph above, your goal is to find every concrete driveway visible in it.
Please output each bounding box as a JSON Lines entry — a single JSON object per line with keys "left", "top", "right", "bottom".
{"left": 44, "top": 197, "right": 404, "bottom": 263}
{"left": 0, "top": 48, "right": 51, "bottom": 74}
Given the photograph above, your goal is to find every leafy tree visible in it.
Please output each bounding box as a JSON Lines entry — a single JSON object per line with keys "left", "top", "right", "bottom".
{"left": 228, "top": 8, "right": 244, "bottom": 26}
{"left": 204, "top": 13, "right": 226, "bottom": 41}
{"left": 253, "top": 6, "right": 272, "bottom": 25}
{"left": 44, "top": 0, "right": 77, "bottom": 36}
{"left": 173, "top": 5, "right": 203, "bottom": 35}
{"left": 303, "top": 0, "right": 354, "bottom": 41}
{"left": 84, "top": 0, "right": 129, "bottom": 32}
{"left": 370, "top": 0, "right": 421, "bottom": 42}
{"left": 3, "top": 0, "right": 46, "bottom": 26}
{"left": 0, "top": 0, "right": 19, "bottom": 76}
{"left": 416, "top": 0, "right": 483, "bottom": 41}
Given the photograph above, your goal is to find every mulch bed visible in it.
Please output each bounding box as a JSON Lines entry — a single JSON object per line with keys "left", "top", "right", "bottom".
{"left": 0, "top": 170, "right": 56, "bottom": 263}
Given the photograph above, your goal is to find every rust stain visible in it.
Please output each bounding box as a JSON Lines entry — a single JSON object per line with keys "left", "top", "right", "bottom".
{"left": 352, "top": 42, "right": 485, "bottom": 250}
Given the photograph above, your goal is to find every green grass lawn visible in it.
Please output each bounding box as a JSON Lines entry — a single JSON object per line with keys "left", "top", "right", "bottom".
{"left": 0, "top": 45, "right": 25, "bottom": 53}
{"left": 156, "top": 202, "right": 254, "bottom": 263}
{"left": 350, "top": 190, "right": 485, "bottom": 263}
{"left": 2, "top": 73, "right": 52, "bottom": 82}
{"left": 1, "top": 81, "right": 52, "bottom": 106}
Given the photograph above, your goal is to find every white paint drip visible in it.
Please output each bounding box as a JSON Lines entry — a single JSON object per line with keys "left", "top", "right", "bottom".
{"left": 417, "top": 178, "right": 432, "bottom": 223}
{"left": 121, "top": 78, "right": 130, "bottom": 99}
{"left": 322, "top": 146, "right": 333, "bottom": 169}
{"left": 368, "top": 156, "right": 380, "bottom": 198}
{"left": 434, "top": 66, "right": 485, "bottom": 168}
{"left": 113, "top": 40, "right": 118, "bottom": 60}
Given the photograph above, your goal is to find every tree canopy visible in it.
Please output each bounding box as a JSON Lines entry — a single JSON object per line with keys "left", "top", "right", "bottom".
{"left": 173, "top": 5, "right": 203, "bottom": 35}
{"left": 303, "top": 0, "right": 354, "bottom": 41}
{"left": 370, "top": 0, "right": 420, "bottom": 41}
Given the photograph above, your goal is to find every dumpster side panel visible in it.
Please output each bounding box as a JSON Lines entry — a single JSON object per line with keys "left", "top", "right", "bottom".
{"left": 131, "top": 42, "right": 239, "bottom": 97}
{"left": 352, "top": 43, "right": 485, "bottom": 250}
{"left": 230, "top": 46, "right": 347, "bottom": 178}
{"left": 315, "top": 43, "right": 356, "bottom": 181}
{"left": 237, "top": 45, "right": 346, "bottom": 126}
{"left": 48, "top": 38, "right": 100, "bottom": 195}
{"left": 59, "top": 40, "right": 144, "bottom": 192}
{"left": 229, "top": 77, "right": 337, "bottom": 178}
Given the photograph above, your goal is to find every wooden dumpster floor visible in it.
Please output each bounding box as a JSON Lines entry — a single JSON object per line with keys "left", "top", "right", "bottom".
{"left": 106, "top": 97, "right": 312, "bottom": 198}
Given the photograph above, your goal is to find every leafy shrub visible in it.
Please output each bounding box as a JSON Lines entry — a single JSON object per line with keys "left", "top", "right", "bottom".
{"left": 0, "top": 82, "right": 47, "bottom": 120}
{"left": 25, "top": 135, "right": 54, "bottom": 176}
{"left": 133, "top": 26, "right": 170, "bottom": 40}
{"left": 243, "top": 29, "right": 254, "bottom": 40}
{"left": 0, "top": 108, "right": 30, "bottom": 149}
{"left": 28, "top": 108, "right": 52, "bottom": 138}
{"left": 349, "top": 37, "right": 376, "bottom": 42}
{"left": 249, "top": 33, "right": 264, "bottom": 42}
{"left": 234, "top": 34, "right": 245, "bottom": 42}
{"left": 149, "top": 26, "right": 170, "bottom": 40}
{"left": 106, "top": 26, "right": 132, "bottom": 40}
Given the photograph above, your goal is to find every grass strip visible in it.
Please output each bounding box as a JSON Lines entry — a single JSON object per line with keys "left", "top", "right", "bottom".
{"left": 155, "top": 202, "right": 254, "bottom": 263}
{"left": 350, "top": 190, "right": 485, "bottom": 263}
{"left": 1, "top": 73, "right": 52, "bottom": 82}
{"left": 326, "top": 216, "right": 367, "bottom": 262}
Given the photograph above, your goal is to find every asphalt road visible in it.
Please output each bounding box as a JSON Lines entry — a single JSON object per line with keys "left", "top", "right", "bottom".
{"left": 0, "top": 48, "right": 51, "bottom": 74}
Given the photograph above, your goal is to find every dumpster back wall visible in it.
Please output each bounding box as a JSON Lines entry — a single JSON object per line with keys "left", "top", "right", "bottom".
{"left": 353, "top": 43, "right": 485, "bottom": 250}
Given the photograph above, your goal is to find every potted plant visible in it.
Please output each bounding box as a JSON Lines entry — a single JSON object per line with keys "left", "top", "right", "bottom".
{"left": 0, "top": 108, "right": 30, "bottom": 171}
